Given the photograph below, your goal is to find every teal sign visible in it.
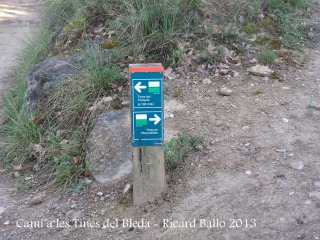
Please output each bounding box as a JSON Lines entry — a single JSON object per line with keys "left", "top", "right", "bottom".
{"left": 132, "top": 73, "right": 163, "bottom": 109}
{"left": 130, "top": 64, "right": 164, "bottom": 147}
{"left": 132, "top": 112, "right": 163, "bottom": 145}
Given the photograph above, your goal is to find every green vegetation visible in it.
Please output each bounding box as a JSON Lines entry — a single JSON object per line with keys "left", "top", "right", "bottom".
{"left": 307, "top": 103, "right": 320, "bottom": 110}
{"left": 256, "top": 47, "right": 277, "bottom": 64}
{"left": 173, "top": 91, "right": 181, "bottom": 98}
{"left": 82, "top": 41, "right": 123, "bottom": 91}
{"left": 275, "top": 172, "right": 286, "bottom": 179}
{"left": 0, "top": 0, "right": 125, "bottom": 189}
{"left": 210, "top": 0, "right": 314, "bottom": 49}
{"left": 265, "top": 0, "right": 312, "bottom": 49}
{"left": 243, "top": 22, "right": 260, "bottom": 35}
{"left": 165, "top": 132, "right": 203, "bottom": 169}
{"left": 111, "top": 0, "right": 201, "bottom": 65}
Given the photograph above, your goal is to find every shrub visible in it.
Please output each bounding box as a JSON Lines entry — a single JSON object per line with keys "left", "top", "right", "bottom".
{"left": 165, "top": 132, "right": 203, "bottom": 169}
{"left": 256, "top": 47, "right": 277, "bottom": 64}
{"left": 82, "top": 42, "right": 123, "bottom": 91}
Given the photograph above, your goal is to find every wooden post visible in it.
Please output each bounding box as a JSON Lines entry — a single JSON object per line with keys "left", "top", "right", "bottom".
{"left": 132, "top": 146, "right": 165, "bottom": 204}
{"left": 130, "top": 63, "right": 166, "bottom": 204}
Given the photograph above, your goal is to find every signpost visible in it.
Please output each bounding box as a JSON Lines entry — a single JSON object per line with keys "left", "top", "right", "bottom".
{"left": 130, "top": 63, "right": 166, "bottom": 204}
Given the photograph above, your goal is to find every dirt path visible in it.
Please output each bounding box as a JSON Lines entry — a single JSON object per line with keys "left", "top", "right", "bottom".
{"left": 0, "top": 0, "right": 41, "bottom": 236}
{"left": 0, "top": 0, "right": 40, "bottom": 98}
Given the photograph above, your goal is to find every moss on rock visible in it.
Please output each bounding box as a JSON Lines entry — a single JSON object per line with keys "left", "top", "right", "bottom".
{"left": 100, "top": 39, "right": 119, "bottom": 49}
{"left": 243, "top": 22, "right": 260, "bottom": 34}
{"left": 51, "top": 15, "right": 87, "bottom": 56}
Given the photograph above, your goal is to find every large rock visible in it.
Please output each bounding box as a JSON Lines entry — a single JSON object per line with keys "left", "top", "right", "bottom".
{"left": 24, "top": 54, "right": 81, "bottom": 109}
{"left": 85, "top": 109, "right": 132, "bottom": 184}
{"left": 249, "top": 65, "right": 274, "bottom": 77}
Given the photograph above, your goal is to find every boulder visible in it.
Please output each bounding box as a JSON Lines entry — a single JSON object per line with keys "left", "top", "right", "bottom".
{"left": 24, "top": 54, "right": 81, "bottom": 109}
{"left": 85, "top": 109, "right": 132, "bottom": 184}
{"left": 249, "top": 65, "right": 274, "bottom": 77}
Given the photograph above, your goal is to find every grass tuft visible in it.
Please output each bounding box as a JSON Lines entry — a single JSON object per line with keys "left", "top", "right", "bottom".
{"left": 256, "top": 47, "right": 277, "bottom": 64}
{"left": 165, "top": 132, "right": 203, "bottom": 169}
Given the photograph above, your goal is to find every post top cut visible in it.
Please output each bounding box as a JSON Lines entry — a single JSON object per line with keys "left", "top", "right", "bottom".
{"left": 129, "top": 63, "right": 164, "bottom": 73}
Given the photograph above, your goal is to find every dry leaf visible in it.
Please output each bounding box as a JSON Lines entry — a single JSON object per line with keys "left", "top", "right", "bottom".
{"left": 218, "top": 63, "right": 230, "bottom": 69}
{"left": 164, "top": 67, "right": 173, "bottom": 78}
{"left": 60, "top": 139, "right": 69, "bottom": 145}
{"left": 13, "top": 165, "right": 23, "bottom": 171}
{"left": 72, "top": 157, "right": 79, "bottom": 164}
{"left": 102, "top": 96, "right": 112, "bottom": 103}
{"left": 56, "top": 129, "right": 67, "bottom": 137}
{"left": 88, "top": 105, "right": 97, "bottom": 112}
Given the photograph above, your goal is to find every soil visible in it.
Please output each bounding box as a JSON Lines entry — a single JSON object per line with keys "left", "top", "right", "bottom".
{"left": 0, "top": 1, "right": 319, "bottom": 240}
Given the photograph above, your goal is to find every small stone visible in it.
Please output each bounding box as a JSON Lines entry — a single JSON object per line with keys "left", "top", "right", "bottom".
{"left": 314, "top": 181, "right": 320, "bottom": 188}
{"left": 25, "top": 176, "right": 33, "bottom": 181}
{"left": 249, "top": 58, "right": 258, "bottom": 64}
{"left": 245, "top": 170, "right": 252, "bottom": 175}
{"left": 100, "top": 210, "right": 106, "bottom": 216}
{"left": 66, "top": 210, "right": 83, "bottom": 219}
{"left": 164, "top": 67, "right": 173, "bottom": 78}
{"left": 28, "top": 192, "right": 46, "bottom": 206}
{"left": 289, "top": 192, "right": 295, "bottom": 195}
{"left": 309, "top": 192, "right": 320, "bottom": 201}
{"left": 219, "top": 86, "right": 233, "bottom": 96}
{"left": 218, "top": 63, "right": 230, "bottom": 69}
{"left": 289, "top": 161, "right": 304, "bottom": 171}
{"left": 97, "top": 192, "right": 103, "bottom": 197}
{"left": 304, "top": 200, "right": 312, "bottom": 205}
{"left": 219, "top": 69, "right": 229, "bottom": 75}
{"left": 0, "top": 207, "right": 6, "bottom": 215}
{"left": 278, "top": 217, "right": 286, "bottom": 223}
{"left": 249, "top": 65, "right": 274, "bottom": 77}
{"left": 123, "top": 184, "right": 131, "bottom": 194}
{"left": 169, "top": 114, "right": 174, "bottom": 119}
{"left": 232, "top": 71, "right": 239, "bottom": 77}
{"left": 84, "top": 178, "right": 92, "bottom": 184}
{"left": 4, "top": 220, "right": 10, "bottom": 226}
{"left": 282, "top": 118, "right": 289, "bottom": 123}
{"left": 56, "top": 129, "right": 66, "bottom": 137}
{"left": 202, "top": 78, "right": 212, "bottom": 84}
{"left": 242, "top": 126, "right": 250, "bottom": 131}
{"left": 239, "top": 15, "right": 244, "bottom": 23}
{"left": 216, "top": 121, "right": 223, "bottom": 127}
{"left": 14, "top": 171, "right": 20, "bottom": 178}
{"left": 122, "top": 101, "right": 130, "bottom": 107}
{"left": 276, "top": 148, "right": 286, "bottom": 153}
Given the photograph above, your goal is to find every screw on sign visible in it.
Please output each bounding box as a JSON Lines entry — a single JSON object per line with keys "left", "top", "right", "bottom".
{"left": 130, "top": 63, "right": 166, "bottom": 204}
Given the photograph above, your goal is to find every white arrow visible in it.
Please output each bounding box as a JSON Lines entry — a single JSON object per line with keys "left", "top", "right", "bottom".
{"left": 134, "top": 82, "right": 147, "bottom": 93}
{"left": 149, "top": 114, "right": 161, "bottom": 125}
